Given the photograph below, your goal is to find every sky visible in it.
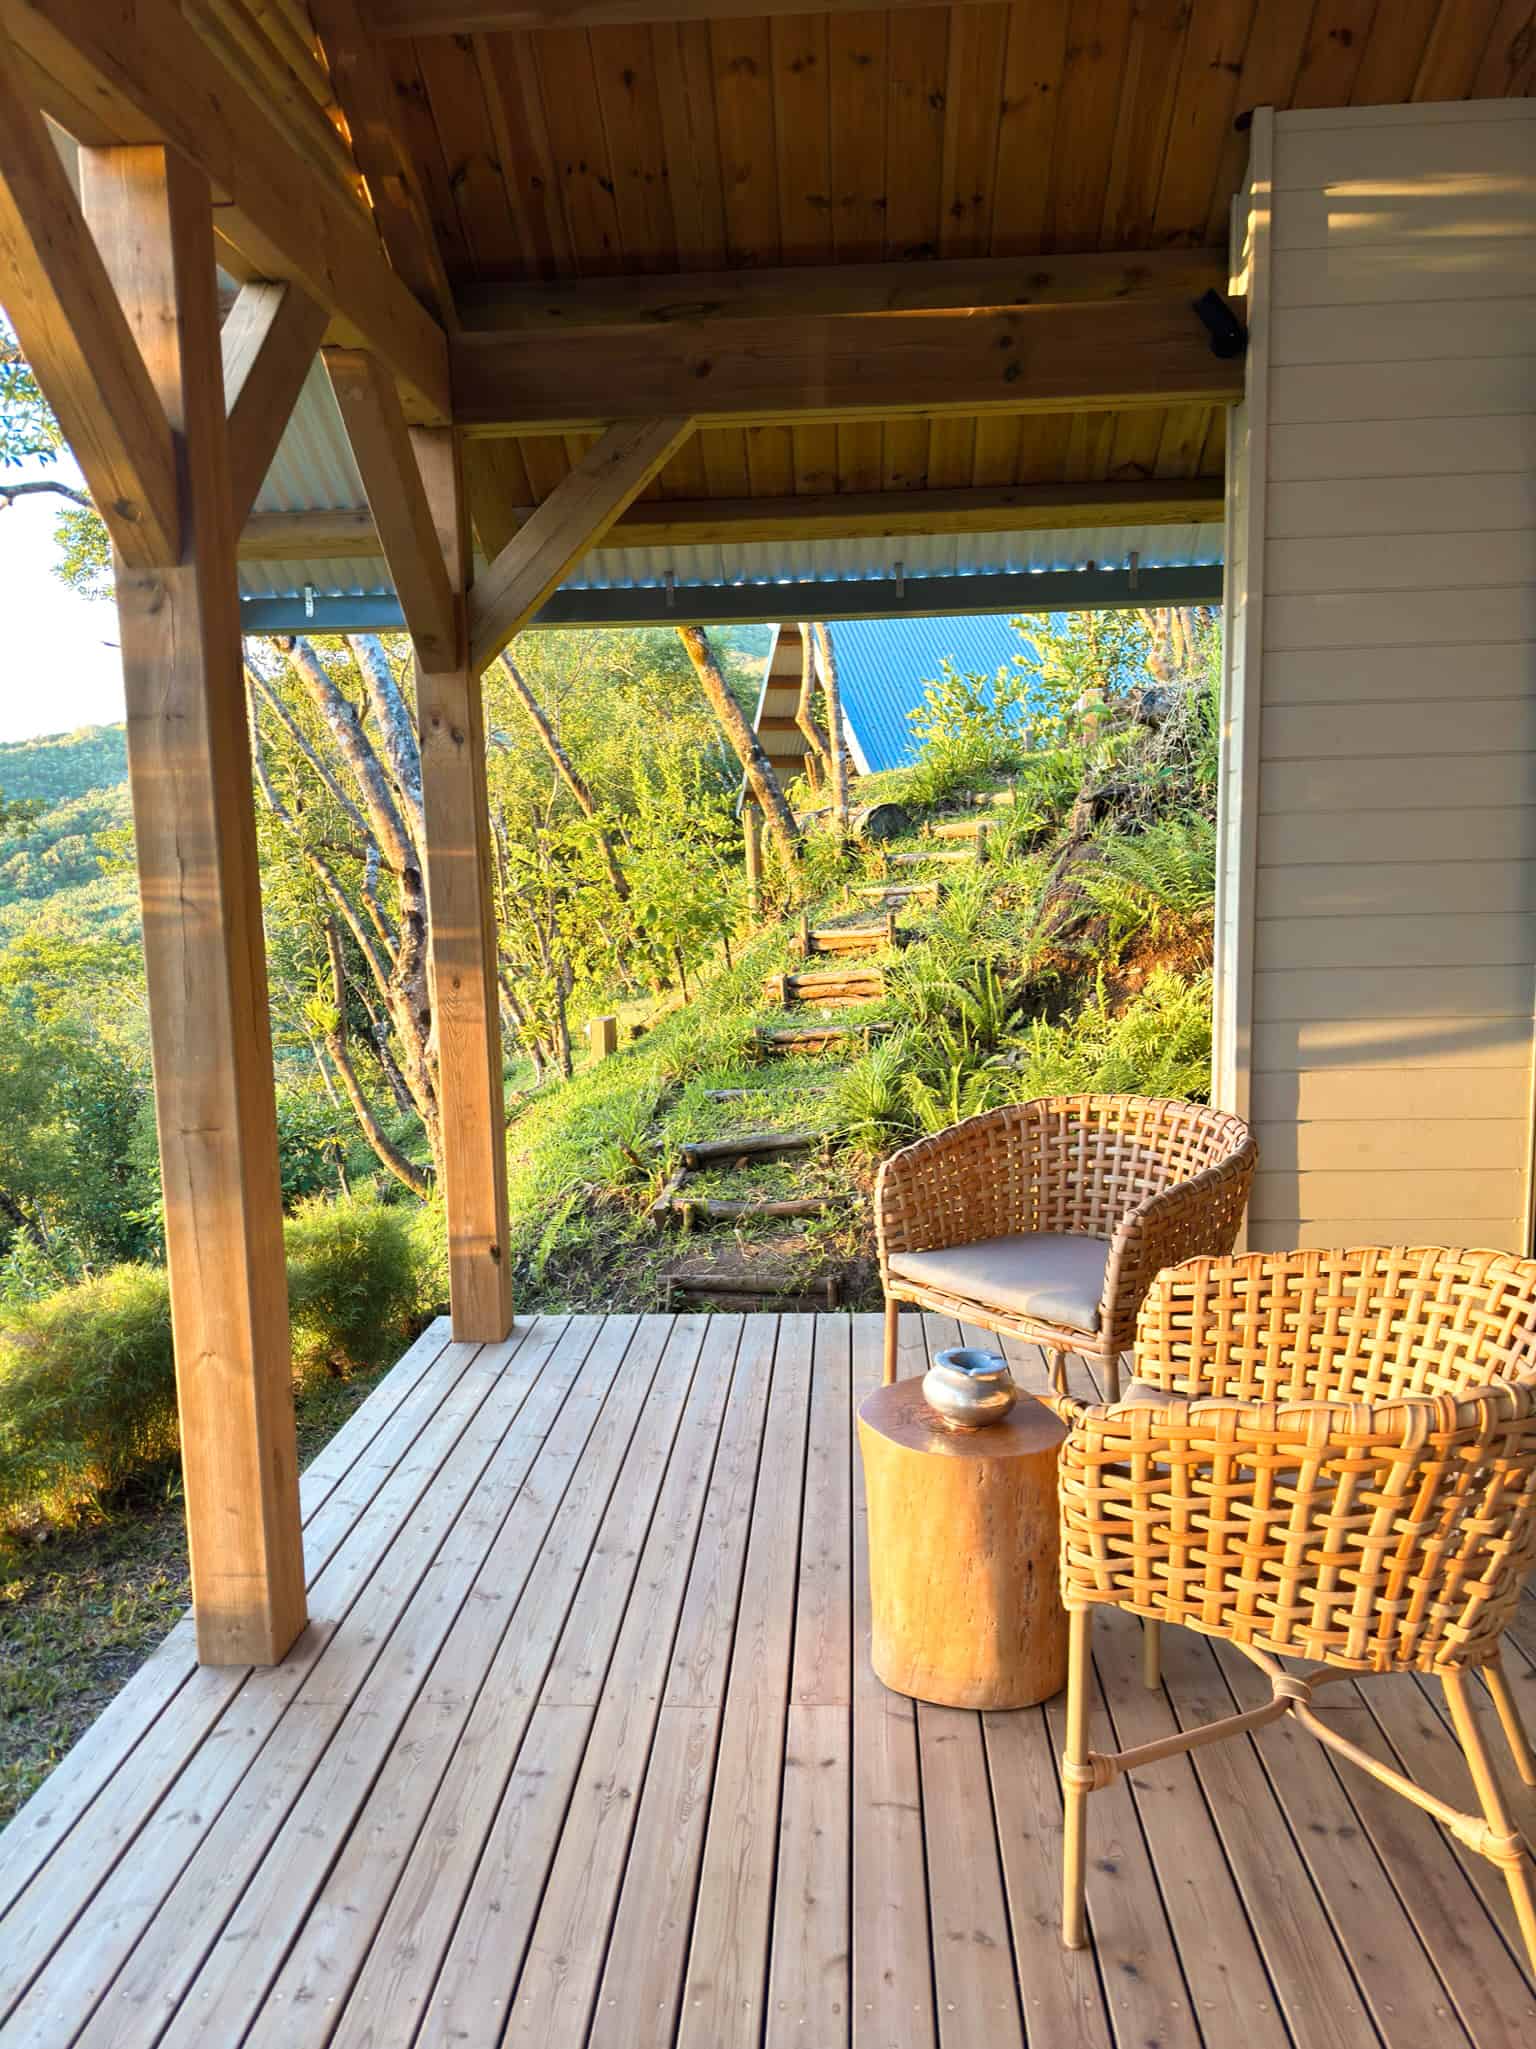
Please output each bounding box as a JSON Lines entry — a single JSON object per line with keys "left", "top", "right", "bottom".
{"left": 0, "top": 450, "right": 126, "bottom": 744}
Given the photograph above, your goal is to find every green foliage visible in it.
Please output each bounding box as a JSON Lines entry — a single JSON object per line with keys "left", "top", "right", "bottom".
{"left": 1100, "top": 813, "right": 1217, "bottom": 919}
{"left": 1025, "top": 611, "right": 1153, "bottom": 747}
{"left": 0, "top": 725, "right": 126, "bottom": 807}
{"left": 0, "top": 788, "right": 131, "bottom": 907}
{"left": 284, "top": 1192, "right": 427, "bottom": 1376}
{"left": 0, "top": 1192, "right": 439, "bottom": 1534}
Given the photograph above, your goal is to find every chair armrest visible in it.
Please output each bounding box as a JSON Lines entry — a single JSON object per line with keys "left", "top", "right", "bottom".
{"left": 874, "top": 1104, "right": 1043, "bottom": 1267}
{"left": 1099, "top": 1138, "right": 1258, "bottom": 1357}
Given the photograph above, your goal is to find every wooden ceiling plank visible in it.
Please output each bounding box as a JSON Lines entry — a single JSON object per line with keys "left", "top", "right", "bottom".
{"left": 1104, "top": 408, "right": 1165, "bottom": 483}
{"left": 771, "top": 13, "right": 834, "bottom": 266}
{"left": 649, "top": 21, "right": 728, "bottom": 266}
{"left": 938, "top": 4, "right": 1010, "bottom": 258}
{"left": 380, "top": 35, "right": 475, "bottom": 283}
{"left": 452, "top": 299, "right": 1246, "bottom": 431}
{"left": 883, "top": 3, "right": 948, "bottom": 261}
{"left": 712, "top": 17, "right": 782, "bottom": 264}
{"left": 1203, "top": 0, "right": 1312, "bottom": 242}
{"left": 306, "top": 0, "right": 457, "bottom": 324}
{"left": 223, "top": 280, "right": 330, "bottom": 528}
{"left": 323, "top": 345, "right": 458, "bottom": 665}
{"left": 1012, "top": 410, "right": 1075, "bottom": 484}
{"left": 11, "top": 0, "right": 451, "bottom": 420}
{"left": 1063, "top": 407, "right": 1118, "bottom": 482}
{"left": 531, "top": 28, "right": 626, "bottom": 271}
{"left": 927, "top": 416, "right": 977, "bottom": 488}
{"left": 1046, "top": 0, "right": 1135, "bottom": 253}
{"left": 1349, "top": 0, "right": 1443, "bottom": 103}
{"left": 1472, "top": 0, "right": 1536, "bottom": 95}
{"left": 414, "top": 29, "right": 526, "bottom": 274}
{"left": 1414, "top": 0, "right": 1505, "bottom": 98}
{"left": 455, "top": 245, "right": 1230, "bottom": 328}
{"left": 791, "top": 420, "right": 839, "bottom": 494}
{"left": 1150, "top": 0, "right": 1253, "bottom": 246}
{"left": 828, "top": 10, "right": 887, "bottom": 262}
{"left": 364, "top": 0, "right": 1056, "bottom": 26}
{"left": 479, "top": 30, "right": 579, "bottom": 277}
{"left": 990, "top": 0, "right": 1068, "bottom": 257}
{"left": 1099, "top": 0, "right": 1191, "bottom": 248}
{"left": 591, "top": 25, "right": 679, "bottom": 270}
{"left": 1291, "top": 0, "right": 1380, "bottom": 107}
{"left": 748, "top": 422, "right": 798, "bottom": 497}
{"left": 881, "top": 416, "right": 932, "bottom": 491}
{"left": 704, "top": 425, "right": 755, "bottom": 497}
{"left": 836, "top": 419, "right": 885, "bottom": 494}
{"left": 970, "top": 414, "right": 1021, "bottom": 487}
{"left": 239, "top": 473, "right": 1224, "bottom": 558}
{"left": 468, "top": 415, "right": 695, "bottom": 668}
{"left": 0, "top": 27, "right": 180, "bottom": 567}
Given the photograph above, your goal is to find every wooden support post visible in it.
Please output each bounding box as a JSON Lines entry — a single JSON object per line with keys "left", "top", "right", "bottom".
{"left": 412, "top": 430, "right": 514, "bottom": 1341}
{"left": 588, "top": 1013, "right": 619, "bottom": 1062}
{"left": 813, "top": 621, "right": 851, "bottom": 833}
{"left": 743, "top": 799, "right": 763, "bottom": 923}
{"left": 83, "top": 144, "right": 305, "bottom": 1666}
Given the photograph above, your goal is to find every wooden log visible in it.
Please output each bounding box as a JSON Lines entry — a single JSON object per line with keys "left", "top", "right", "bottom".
{"left": 889, "top": 848, "right": 975, "bottom": 868}
{"left": 853, "top": 880, "right": 939, "bottom": 902}
{"left": 704, "top": 1086, "right": 830, "bottom": 1101}
{"left": 847, "top": 800, "right": 911, "bottom": 843}
{"left": 664, "top": 1195, "right": 845, "bottom": 1223}
{"left": 758, "top": 1022, "right": 894, "bottom": 1053}
{"left": 588, "top": 1013, "right": 619, "bottom": 1061}
{"left": 764, "top": 972, "right": 790, "bottom": 1008}
{"left": 858, "top": 1380, "right": 1069, "bottom": 1711}
{"left": 680, "top": 1130, "right": 818, "bottom": 1167}
{"left": 929, "top": 817, "right": 986, "bottom": 840}
{"left": 648, "top": 1163, "right": 690, "bottom": 1222}
{"left": 662, "top": 1267, "right": 845, "bottom": 1307}
{"left": 796, "top": 909, "right": 813, "bottom": 957}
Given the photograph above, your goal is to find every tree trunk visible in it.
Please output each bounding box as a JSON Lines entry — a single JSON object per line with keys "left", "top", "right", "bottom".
{"left": 813, "top": 621, "right": 852, "bottom": 832}
{"left": 498, "top": 653, "right": 630, "bottom": 902}
{"left": 793, "top": 620, "right": 831, "bottom": 782}
{"left": 322, "top": 919, "right": 432, "bottom": 1197}
{"left": 676, "top": 624, "right": 800, "bottom": 868}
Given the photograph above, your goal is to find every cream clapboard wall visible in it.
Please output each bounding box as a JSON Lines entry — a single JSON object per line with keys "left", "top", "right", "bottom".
{"left": 1215, "top": 99, "right": 1536, "bottom": 1254}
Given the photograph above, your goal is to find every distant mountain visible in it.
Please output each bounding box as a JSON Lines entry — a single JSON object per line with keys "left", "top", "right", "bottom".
{"left": 0, "top": 723, "right": 127, "bottom": 807}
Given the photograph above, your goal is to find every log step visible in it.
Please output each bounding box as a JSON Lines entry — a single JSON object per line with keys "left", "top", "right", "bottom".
{"left": 887, "top": 847, "right": 977, "bottom": 867}
{"left": 680, "top": 1130, "right": 818, "bottom": 1167}
{"left": 660, "top": 1193, "right": 847, "bottom": 1224}
{"left": 929, "top": 817, "right": 992, "bottom": 843}
{"left": 663, "top": 1267, "right": 843, "bottom": 1311}
{"left": 757, "top": 1022, "right": 894, "bottom": 1055}
{"left": 853, "top": 880, "right": 941, "bottom": 902}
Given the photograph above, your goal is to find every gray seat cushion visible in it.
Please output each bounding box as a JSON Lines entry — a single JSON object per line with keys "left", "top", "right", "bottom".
{"left": 887, "top": 1231, "right": 1109, "bottom": 1334}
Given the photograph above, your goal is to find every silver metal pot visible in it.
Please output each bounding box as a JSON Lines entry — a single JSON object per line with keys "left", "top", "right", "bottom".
{"left": 922, "top": 1347, "right": 1017, "bottom": 1431}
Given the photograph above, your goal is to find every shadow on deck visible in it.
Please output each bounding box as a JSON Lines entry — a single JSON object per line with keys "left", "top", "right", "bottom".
{"left": 0, "top": 1309, "right": 1532, "bottom": 2047}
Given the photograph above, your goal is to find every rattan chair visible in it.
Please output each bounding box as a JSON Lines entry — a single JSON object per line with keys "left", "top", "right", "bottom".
{"left": 874, "top": 1094, "right": 1256, "bottom": 1401}
{"left": 1057, "top": 1246, "right": 1536, "bottom": 1973}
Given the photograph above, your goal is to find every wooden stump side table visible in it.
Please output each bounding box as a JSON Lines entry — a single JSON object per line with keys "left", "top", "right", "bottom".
{"left": 857, "top": 1379, "right": 1069, "bottom": 1711}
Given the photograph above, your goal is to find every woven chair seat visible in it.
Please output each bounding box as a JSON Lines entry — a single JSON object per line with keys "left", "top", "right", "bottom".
{"left": 886, "top": 1232, "right": 1108, "bottom": 1333}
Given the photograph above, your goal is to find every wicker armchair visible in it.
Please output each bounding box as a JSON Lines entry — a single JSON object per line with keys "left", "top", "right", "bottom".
{"left": 1057, "top": 1246, "right": 1536, "bottom": 1973}
{"left": 874, "top": 1094, "right": 1256, "bottom": 1401}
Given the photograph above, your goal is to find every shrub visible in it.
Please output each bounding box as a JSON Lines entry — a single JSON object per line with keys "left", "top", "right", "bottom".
{"left": 0, "top": 1191, "right": 438, "bottom": 1535}
{"left": 285, "top": 1191, "right": 428, "bottom": 1376}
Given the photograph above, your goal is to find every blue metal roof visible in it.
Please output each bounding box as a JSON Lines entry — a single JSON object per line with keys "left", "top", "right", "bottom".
{"left": 828, "top": 614, "right": 1054, "bottom": 774}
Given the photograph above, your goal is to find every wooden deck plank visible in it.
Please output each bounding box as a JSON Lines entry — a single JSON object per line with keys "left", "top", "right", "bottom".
{"left": 590, "top": 1315, "right": 784, "bottom": 2049}
{"left": 496, "top": 1318, "right": 757, "bottom": 2045}
{"left": 0, "top": 1317, "right": 465, "bottom": 1928}
{"left": 309, "top": 1311, "right": 688, "bottom": 2049}
{"left": 0, "top": 1324, "right": 534, "bottom": 2039}
{"left": 2, "top": 1314, "right": 1532, "bottom": 2049}
{"left": 850, "top": 1310, "right": 937, "bottom": 2049}
{"left": 678, "top": 1315, "right": 816, "bottom": 2049}
{"left": 66, "top": 1317, "right": 582, "bottom": 2049}
{"left": 767, "top": 1314, "right": 854, "bottom": 2048}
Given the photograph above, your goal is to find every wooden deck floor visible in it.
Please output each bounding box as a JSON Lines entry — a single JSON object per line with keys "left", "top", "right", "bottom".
{"left": 1, "top": 1308, "right": 1533, "bottom": 2049}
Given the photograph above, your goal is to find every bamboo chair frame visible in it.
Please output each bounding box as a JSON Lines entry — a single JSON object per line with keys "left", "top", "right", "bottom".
{"left": 875, "top": 1094, "right": 1256, "bottom": 1401}
{"left": 1056, "top": 1247, "right": 1536, "bottom": 1974}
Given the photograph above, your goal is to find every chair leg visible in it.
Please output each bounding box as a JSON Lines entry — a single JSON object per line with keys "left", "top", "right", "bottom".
{"left": 1103, "top": 1350, "right": 1122, "bottom": 1403}
{"left": 1061, "top": 1606, "right": 1093, "bottom": 1950}
{"left": 883, "top": 1296, "right": 900, "bottom": 1385}
{"left": 1443, "top": 1667, "right": 1536, "bottom": 1978}
{"left": 1142, "top": 1619, "right": 1162, "bottom": 1690}
{"left": 1483, "top": 1650, "right": 1536, "bottom": 1788}
{"left": 1050, "top": 1350, "right": 1068, "bottom": 1399}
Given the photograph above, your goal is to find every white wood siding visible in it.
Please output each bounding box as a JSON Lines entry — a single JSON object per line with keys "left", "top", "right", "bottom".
{"left": 1214, "top": 101, "right": 1536, "bottom": 1256}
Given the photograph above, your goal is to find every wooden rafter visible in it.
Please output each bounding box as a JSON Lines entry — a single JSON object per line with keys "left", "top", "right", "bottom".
{"left": 457, "top": 248, "right": 1231, "bottom": 332}
{"left": 240, "top": 478, "right": 1224, "bottom": 563}
{"left": 0, "top": 26, "right": 179, "bottom": 567}
{"left": 305, "top": 0, "right": 457, "bottom": 329}
{"left": 8, "top": 0, "right": 450, "bottom": 418}
{"left": 324, "top": 346, "right": 458, "bottom": 667}
{"left": 454, "top": 302, "right": 1244, "bottom": 434}
{"left": 223, "top": 281, "right": 329, "bottom": 529}
{"left": 468, "top": 417, "right": 696, "bottom": 671}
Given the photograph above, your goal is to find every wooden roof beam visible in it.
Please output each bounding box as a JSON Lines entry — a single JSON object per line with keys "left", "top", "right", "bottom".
{"left": 458, "top": 248, "right": 1231, "bottom": 333}
{"left": 223, "top": 282, "right": 330, "bottom": 530}
{"left": 469, "top": 417, "right": 695, "bottom": 672}
{"left": 324, "top": 347, "right": 458, "bottom": 667}
{"left": 453, "top": 301, "right": 1245, "bottom": 434}
{"left": 7, "top": 0, "right": 451, "bottom": 420}
{"left": 240, "top": 478, "right": 1225, "bottom": 562}
{"left": 0, "top": 26, "right": 180, "bottom": 567}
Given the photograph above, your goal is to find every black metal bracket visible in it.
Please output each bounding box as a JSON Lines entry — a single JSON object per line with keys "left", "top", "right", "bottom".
{"left": 1193, "top": 288, "right": 1248, "bottom": 360}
